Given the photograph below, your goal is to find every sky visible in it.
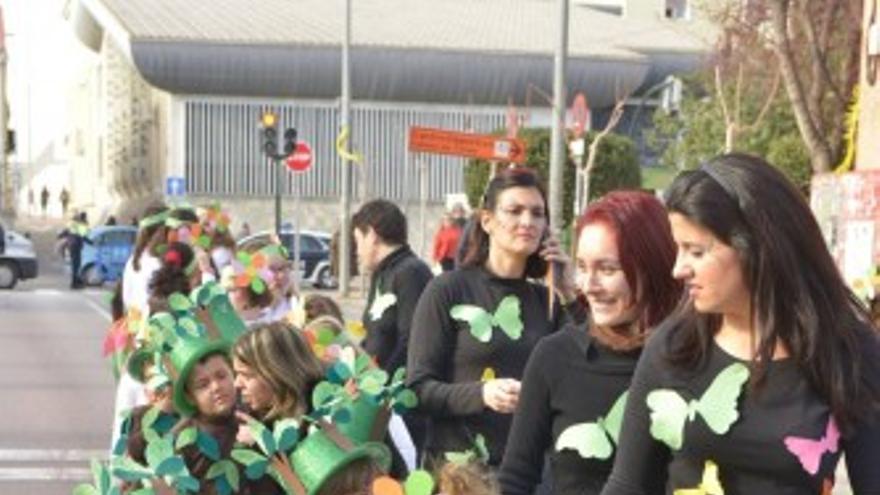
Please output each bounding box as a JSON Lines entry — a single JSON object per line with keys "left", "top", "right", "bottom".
{"left": 3, "top": 0, "right": 94, "bottom": 168}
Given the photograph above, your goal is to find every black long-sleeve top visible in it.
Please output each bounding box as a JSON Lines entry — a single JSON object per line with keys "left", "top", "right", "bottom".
{"left": 362, "top": 245, "right": 433, "bottom": 374}
{"left": 406, "top": 266, "right": 567, "bottom": 465}
{"left": 601, "top": 321, "right": 880, "bottom": 495}
{"left": 499, "top": 325, "right": 641, "bottom": 495}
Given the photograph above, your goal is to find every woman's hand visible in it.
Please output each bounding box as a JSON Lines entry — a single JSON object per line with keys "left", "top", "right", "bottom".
{"left": 482, "top": 378, "right": 521, "bottom": 414}
{"left": 235, "top": 411, "right": 258, "bottom": 445}
{"left": 539, "top": 232, "right": 577, "bottom": 303}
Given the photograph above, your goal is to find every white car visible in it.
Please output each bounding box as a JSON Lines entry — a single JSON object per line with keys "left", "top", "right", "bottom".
{"left": 0, "top": 227, "right": 39, "bottom": 289}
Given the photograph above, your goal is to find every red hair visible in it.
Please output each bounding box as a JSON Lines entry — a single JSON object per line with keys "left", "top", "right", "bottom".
{"left": 576, "top": 190, "right": 682, "bottom": 332}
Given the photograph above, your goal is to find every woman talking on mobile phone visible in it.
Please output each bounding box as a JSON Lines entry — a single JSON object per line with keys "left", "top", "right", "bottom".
{"left": 406, "top": 167, "right": 581, "bottom": 467}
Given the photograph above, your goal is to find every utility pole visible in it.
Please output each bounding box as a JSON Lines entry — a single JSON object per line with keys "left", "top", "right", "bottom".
{"left": 338, "top": 0, "right": 353, "bottom": 296}
{"left": 549, "top": 0, "right": 569, "bottom": 231}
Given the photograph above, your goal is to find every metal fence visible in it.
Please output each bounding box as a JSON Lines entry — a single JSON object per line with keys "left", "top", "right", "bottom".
{"left": 184, "top": 98, "right": 507, "bottom": 201}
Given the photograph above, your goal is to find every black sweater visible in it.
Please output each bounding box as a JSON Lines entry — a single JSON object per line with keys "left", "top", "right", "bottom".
{"left": 499, "top": 325, "right": 642, "bottom": 495}
{"left": 362, "top": 245, "right": 433, "bottom": 374}
{"left": 406, "top": 266, "right": 567, "bottom": 465}
{"left": 601, "top": 321, "right": 880, "bottom": 495}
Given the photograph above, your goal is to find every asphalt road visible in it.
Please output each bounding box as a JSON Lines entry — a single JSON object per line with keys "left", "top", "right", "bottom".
{"left": 0, "top": 219, "right": 115, "bottom": 493}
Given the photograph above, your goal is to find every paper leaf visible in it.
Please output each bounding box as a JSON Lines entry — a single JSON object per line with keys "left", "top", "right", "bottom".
{"left": 251, "top": 277, "right": 266, "bottom": 295}
{"left": 197, "top": 430, "right": 221, "bottom": 461}
{"left": 231, "top": 448, "right": 267, "bottom": 466}
{"left": 155, "top": 456, "right": 185, "bottom": 477}
{"left": 245, "top": 459, "right": 269, "bottom": 480}
{"left": 395, "top": 389, "right": 418, "bottom": 409}
{"left": 178, "top": 475, "right": 201, "bottom": 492}
{"left": 141, "top": 407, "right": 160, "bottom": 430}
{"left": 312, "top": 381, "right": 341, "bottom": 410}
{"left": 254, "top": 423, "right": 277, "bottom": 456}
{"left": 391, "top": 367, "right": 406, "bottom": 386}
{"left": 72, "top": 486, "right": 98, "bottom": 495}
{"left": 169, "top": 293, "right": 193, "bottom": 312}
{"left": 444, "top": 451, "right": 474, "bottom": 465}
{"left": 110, "top": 456, "right": 152, "bottom": 481}
{"left": 273, "top": 419, "right": 300, "bottom": 453}
{"left": 404, "top": 470, "right": 435, "bottom": 495}
{"left": 176, "top": 426, "right": 198, "bottom": 450}
{"left": 145, "top": 437, "right": 174, "bottom": 471}
{"left": 372, "top": 476, "right": 404, "bottom": 495}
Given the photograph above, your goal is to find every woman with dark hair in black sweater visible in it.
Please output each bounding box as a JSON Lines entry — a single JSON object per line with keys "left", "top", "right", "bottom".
{"left": 406, "top": 167, "right": 580, "bottom": 466}
{"left": 601, "top": 154, "right": 880, "bottom": 494}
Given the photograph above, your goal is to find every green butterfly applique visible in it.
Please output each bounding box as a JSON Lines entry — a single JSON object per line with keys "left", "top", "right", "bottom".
{"left": 555, "top": 391, "right": 628, "bottom": 460}
{"left": 450, "top": 295, "right": 523, "bottom": 343}
{"left": 646, "top": 362, "right": 749, "bottom": 450}
{"left": 369, "top": 288, "right": 397, "bottom": 321}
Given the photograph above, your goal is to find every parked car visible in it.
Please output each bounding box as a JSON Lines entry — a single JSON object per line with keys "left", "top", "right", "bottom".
{"left": 0, "top": 227, "right": 38, "bottom": 289}
{"left": 79, "top": 225, "right": 137, "bottom": 286}
{"left": 237, "top": 228, "right": 336, "bottom": 289}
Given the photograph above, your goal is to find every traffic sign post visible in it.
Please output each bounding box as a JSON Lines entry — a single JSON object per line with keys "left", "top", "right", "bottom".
{"left": 408, "top": 126, "right": 527, "bottom": 163}
{"left": 285, "top": 142, "right": 313, "bottom": 172}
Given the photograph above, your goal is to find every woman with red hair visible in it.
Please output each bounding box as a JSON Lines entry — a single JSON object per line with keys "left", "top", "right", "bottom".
{"left": 499, "top": 190, "right": 682, "bottom": 495}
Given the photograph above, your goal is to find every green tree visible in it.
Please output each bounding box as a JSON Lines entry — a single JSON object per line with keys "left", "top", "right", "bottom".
{"left": 647, "top": 73, "right": 812, "bottom": 190}
{"left": 464, "top": 128, "right": 640, "bottom": 229}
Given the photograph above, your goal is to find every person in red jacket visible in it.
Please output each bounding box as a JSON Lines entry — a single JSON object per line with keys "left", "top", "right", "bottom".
{"left": 432, "top": 213, "right": 462, "bottom": 272}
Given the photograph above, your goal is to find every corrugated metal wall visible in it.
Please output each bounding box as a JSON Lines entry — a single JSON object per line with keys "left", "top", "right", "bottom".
{"left": 184, "top": 99, "right": 507, "bottom": 201}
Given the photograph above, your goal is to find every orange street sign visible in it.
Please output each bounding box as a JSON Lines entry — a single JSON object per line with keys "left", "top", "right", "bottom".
{"left": 408, "top": 126, "right": 527, "bottom": 163}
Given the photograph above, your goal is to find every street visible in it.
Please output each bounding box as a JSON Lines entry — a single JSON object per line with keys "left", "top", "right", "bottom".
{"left": 0, "top": 220, "right": 114, "bottom": 493}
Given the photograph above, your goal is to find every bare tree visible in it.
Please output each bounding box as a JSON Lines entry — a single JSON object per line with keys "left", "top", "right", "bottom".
{"left": 704, "top": 0, "right": 862, "bottom": 173}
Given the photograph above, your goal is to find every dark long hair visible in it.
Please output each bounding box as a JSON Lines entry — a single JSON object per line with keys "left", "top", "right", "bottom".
{"left": 461, "top": 168, "right": 548, "bottom": 278}
{"left": 577, "top": 190, "right": 682, "bottom": 338}
{"left": 663, "top": 153, "right": 879, "bottom": 434}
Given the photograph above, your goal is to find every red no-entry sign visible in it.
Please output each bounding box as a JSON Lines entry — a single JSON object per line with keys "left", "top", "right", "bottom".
{"left": 286, "top": 142, "right": 312, "bottom": 172}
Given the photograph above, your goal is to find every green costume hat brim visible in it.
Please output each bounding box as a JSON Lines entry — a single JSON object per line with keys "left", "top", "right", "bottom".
{"left": 126, "top": 347, "right": 153, "bottom": 383}
{"left": 290, "top": 429, "right": 390, "bottom": 495}
{"left": 171, "top": 339, "right": 231, "bottom": 417}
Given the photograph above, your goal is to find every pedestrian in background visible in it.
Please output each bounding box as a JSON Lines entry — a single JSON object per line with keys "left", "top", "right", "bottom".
{"left": 66, "top": 212, "right": 90, "bottom": 289}
{"left": 601, "top": 154, "right": 880, "bottom": 494}
{"left": 353, "top": 199, "right": 434, "bottom": 458}
{"left": 40, "top": 186, "right": 49, "bottom": 217}
{"left": 433, "top": 212, "right": 462, "bottom": 272}
{"left": 60, "top": 188, "right": 70, "bottom": 216}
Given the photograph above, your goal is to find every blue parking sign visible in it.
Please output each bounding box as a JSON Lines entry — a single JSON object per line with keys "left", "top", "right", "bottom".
{"left": 166, "top": 176, "right": 186, "bottom": 197}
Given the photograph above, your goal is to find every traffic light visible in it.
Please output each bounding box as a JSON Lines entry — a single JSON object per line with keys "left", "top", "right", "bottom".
{"left": 261, "top": 111, "right": 278, "bottom": 158}
{"left": 283, "top": 128, "right": 297, "bottom": 155}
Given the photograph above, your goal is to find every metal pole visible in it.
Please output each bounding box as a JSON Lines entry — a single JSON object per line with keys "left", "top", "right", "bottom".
{"left": 275, "top": 157, "right": 282, "bottom": 238}
{"left": 293, "top": 172, "right": 302, "bottom": 294}
{"left": 419, "top": 158, "right": 427, "bottom": 258}
{"left": 338, "top": 0, "right": 353, "bottom": 296}
{"left": 549, "top": 0, "right": 569, "bottom": 231}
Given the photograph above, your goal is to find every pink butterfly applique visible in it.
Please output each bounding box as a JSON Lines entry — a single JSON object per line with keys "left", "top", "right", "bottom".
{"left": 783, "top": 416, "right": 840, "bottom": 475}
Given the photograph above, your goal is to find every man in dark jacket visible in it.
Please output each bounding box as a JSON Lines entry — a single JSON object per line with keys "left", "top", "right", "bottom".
{"left": 352, "top": 199, "right": 433, "bottom": 457}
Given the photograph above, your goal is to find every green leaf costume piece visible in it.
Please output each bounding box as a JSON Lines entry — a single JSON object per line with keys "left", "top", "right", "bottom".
{"left": 450, "top": 295, "right": 524, "bottom": 343}
{"left": 555, "top": 391, "right": 628, "bottom": 459}
{"left": 646, "top": 362, "right": 749, "bottom": 450}
{"left": 369, "top": 289, "right": 397, "bottom": 321}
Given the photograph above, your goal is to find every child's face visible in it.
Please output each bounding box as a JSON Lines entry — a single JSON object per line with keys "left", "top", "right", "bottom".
{"left": 186, "top": 354, "right": 236, "bottom": 417}
{"left": 232, "top": 358, "right": 275, "bottom": 415}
